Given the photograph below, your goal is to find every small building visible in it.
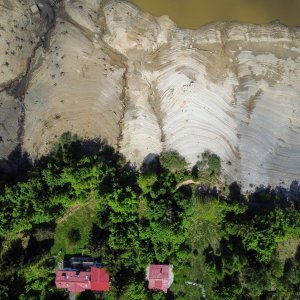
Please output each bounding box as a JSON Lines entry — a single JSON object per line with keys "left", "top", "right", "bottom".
{"left": 146, "top": 264, "right": 174, "bottom": 293}
{"left": 55, "top": 257, "right": 110, "bottom": 294}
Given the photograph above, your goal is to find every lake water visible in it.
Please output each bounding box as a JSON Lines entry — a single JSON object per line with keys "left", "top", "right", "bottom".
{"left": 131, "top": 0, "right": 300, "bottom": 29}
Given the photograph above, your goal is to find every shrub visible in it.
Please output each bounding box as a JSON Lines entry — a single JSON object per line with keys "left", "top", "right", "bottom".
{"left": 160, "top": 151, "right": 187, "bottom": 173}
{"left": 67, "top": 228, "right": 81, "bottom": 245}
{"left": 207, "top": 153, "right": 221, "bottom": 174}
{"left": 137, "top": 172, "right": 158, "bottom": 193}
{"left": 195, "top": 152, "right": 221, "bottom": 177}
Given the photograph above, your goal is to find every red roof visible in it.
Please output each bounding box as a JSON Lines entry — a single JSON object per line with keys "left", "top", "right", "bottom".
{"left": 148, "top": 264, "right": 169, "bottom": 293}
{"left": 90, "top": 267, "right": 110, "bottom": 291}
{"left": 55, "top": 270, "right": 90, "bottom": 294}
{"left": 55, "top": 267, "right": 109, "bottom": 294}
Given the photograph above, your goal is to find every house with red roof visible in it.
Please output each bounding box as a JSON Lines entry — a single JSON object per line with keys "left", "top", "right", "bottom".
{"left": 146, "top": 264, "right": 174, "bottom": 293}
{"left": 55, "top": 257, "right": 109, "bottom": 294}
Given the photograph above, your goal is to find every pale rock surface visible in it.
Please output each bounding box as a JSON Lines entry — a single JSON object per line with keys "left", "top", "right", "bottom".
{"left": 119, "top": 63, "right": 162, "bottom": 166}
{"left": 0, "top": 0, "right": 300, "bottom": 190}
{"left": 0, "top": 0, "right": 45, "bottom": 87}
{"left": 0, "top": 91, "right": 21, "bottom": 159}
{"left": 103, "top": 0, "right": 168, "bottom": 57}
{"left": 23, "top": 20, "right": 125, "bottom": 157}
{"left": 64, "top": 0, "right": 102, "bottom": 33}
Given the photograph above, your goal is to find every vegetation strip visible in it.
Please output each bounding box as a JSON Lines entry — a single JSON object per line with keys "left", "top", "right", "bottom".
{"left": 0, "top": 134, "right": 299, "bottom": 299}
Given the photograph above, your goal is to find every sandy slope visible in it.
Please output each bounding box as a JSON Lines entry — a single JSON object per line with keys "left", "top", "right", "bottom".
{"left": 23, "top": 19, "right": 125, "bottom": 157}
{"left": 0, "top": 91, "right": 20, "bottom": 158}
{"left": 0, "top": 0, "right": 300, "bottom": 189}
{"left": 0, "top": 0, "right": 45, "bottom": 87}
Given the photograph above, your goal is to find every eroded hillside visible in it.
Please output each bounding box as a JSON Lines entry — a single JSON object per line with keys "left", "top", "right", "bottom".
{"left": 0, "top": 0, "right": 300, "bottom": 189}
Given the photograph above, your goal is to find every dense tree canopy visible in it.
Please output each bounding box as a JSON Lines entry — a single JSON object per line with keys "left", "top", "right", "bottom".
{"left": 0, "top": 135, "right": 299, "bottom": 299}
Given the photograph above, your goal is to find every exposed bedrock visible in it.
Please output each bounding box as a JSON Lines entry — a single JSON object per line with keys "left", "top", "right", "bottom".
{"left": 0, "top": 91, "right": 21, "bottom": 158}
{"left": 1, "top": 0, "right": 300, "bottom": 190}
{"left": 23, "top": 19, "right": 125, "bottom": 157}
{"left": 0, "top": 0, "right": 49, "bottom": 88}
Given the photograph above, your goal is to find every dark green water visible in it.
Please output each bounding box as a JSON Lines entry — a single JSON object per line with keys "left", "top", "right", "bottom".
{"left": 131, "top": 0, "right": 300, "bottom": 29}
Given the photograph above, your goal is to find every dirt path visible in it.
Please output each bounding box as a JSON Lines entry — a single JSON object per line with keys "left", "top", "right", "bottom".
{"left": 176, "top": 179, "right": 199, "bottom": 190}
{"left": 56, "top": 204, "right": 83, "bottom": 224}
{"left": 176, "top": 178, "right": 225, "bottom": 190}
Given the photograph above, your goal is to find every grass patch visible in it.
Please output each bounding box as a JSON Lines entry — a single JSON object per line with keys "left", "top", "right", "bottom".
{"left": 172, "top": 194, "right": 222, "bottom": 299}
{"left": 277, "top": 238, "right": 299, "bottom": 263}
{"left": 51, "top": 203, "right": 97, "bottom": 256}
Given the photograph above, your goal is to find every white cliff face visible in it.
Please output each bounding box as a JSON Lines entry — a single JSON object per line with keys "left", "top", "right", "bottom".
{"left": 1, "top": 0, "right": 300, "bottom": 189}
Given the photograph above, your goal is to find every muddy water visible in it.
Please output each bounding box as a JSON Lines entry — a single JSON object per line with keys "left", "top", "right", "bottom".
{"left": 131, "top": 0, "right": 300, "bottom": 29}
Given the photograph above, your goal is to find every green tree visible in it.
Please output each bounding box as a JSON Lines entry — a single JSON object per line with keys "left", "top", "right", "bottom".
{"left": 207, "top": 153, "right": 221, "bottom": 174}
{"left": 160, "top": 151, "right": 187, "bottom": 173}
{"left": 137, "top": 172, "right": 158, "bottom": 194}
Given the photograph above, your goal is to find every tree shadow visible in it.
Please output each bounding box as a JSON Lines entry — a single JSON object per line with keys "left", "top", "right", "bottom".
{"left": 0, "top": 145, "right": 32, "bottom": 187}
{"left": 87, "top": 223, "right": 109, "bottom": 258}
{"left": 141, "top": 153, "right": 160, "bottom": 173}
{"left": 247, "top": 181, "right": 300, "bottom": 211}
{"left": 23, "top": 221, "right": 56, "bottom": 264}
{"left": 227, "top": 181, "right": 246, "bottom": 203}
{"left": 76, "top": 290, "right": 99, "bottom": 300}
{"left": 1, "top": 238, "right": 24, "bottom": 269}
